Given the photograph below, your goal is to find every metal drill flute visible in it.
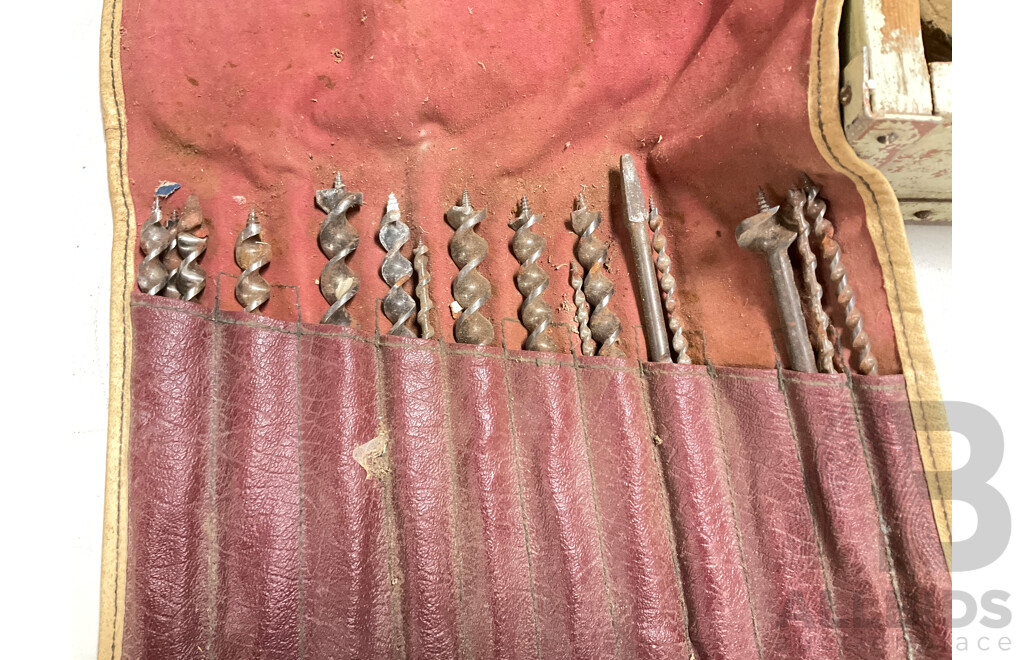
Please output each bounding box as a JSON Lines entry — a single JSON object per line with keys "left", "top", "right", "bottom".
{"left": 175, "top": 194, "right": 207, "bottom": 302}
{"left": 316, "top": 172, "right": 363, "bottom": 326}
{"left": 136, "top": 183, "right": 179, "bottom": 295}
{"left": 648, "top": 199, "right": 691, "bottom": 364}
{"left": 413, "top": 238, "right": 435, "bottom": 340}
{"left": 570, "top": 192, "right": 623, "bottom": 357}
{"left": 620, "top": 155, "right": 671, "bottom": 363}
{"left": 569, "top": 261, "right": 596, "bottom": 356}
{"left": 446, "top": 190, "right": 493, "bottom": 346}
{"left": 379, "top": 194, "right": 416, "bottom": 337}
{"left": 234, "top": 209, "right": 271, "bottom": 313}
{"left": 161, "top": 210, "right": 182, "bottom": 299}
{"left": 802, "top": 176, "right": 878, "bottom": 375}
{"left": 509, "top": 196, "right": 556, "bottom": 352}
{"left": 780, "top": 188, "right": 836, "bottom": 373}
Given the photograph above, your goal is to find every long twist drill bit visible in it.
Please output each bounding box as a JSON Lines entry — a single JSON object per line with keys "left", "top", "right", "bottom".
{"left": 234, "top": 209, "right": 271, "bottom": 313}
{"left": 137, "top": 185, "right": 179, "bottom": 295}
{"left": 161, "top": 211, "right": 182, "bottom": 299}
{"left": 379, "top": 194, "right": 416, "bottom": 337}
{"left": 316, "top": 172, "right": 363, "bottom": 326}
{"left": 509, "top": 196, "right": 556, "bottom": 352}
{"left": 569, "top": 261, "right": 596, "bottom": 356}
{"left": 802, "top": 176, "right": 878, "bottom": 375}
{"left": 648, "top": 199, "right": 692, "bottom": 364}
{"left": 571, "top": 192, "right": 623, "bottom": 357}
{"left": 176, "top": 194, "right": 208, "bottom": 302}
{"left": 413, "top": 238, "right": 435, "bottom": 340}
{"left": 445, "top": 190, "right": 494, "bottom": 345}
{"left": 620, "top": 154, "right": 671, "bottom": 363}
{"left": 780, "top": 188, "right": 836, "bottom": 373}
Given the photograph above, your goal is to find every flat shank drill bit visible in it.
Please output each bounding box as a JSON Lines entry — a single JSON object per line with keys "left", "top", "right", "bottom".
{"left": 571, "top": 193, "right": 623, "bottom": 357}
{"left": 620, "top": 154, "right": 671, "bottom": 363}
{"left": 736, "top": 195, "right": 816, "bottom": 373}
{"left": 175, "top": 194, "right": 208, "bottom": 302}
{"left": 316, "top": 172, "right": 363, "bottom": 326}
{"left": 234, "top": 209, "right": 271, "bottom": 313}
{"left": 137, "top": 184, "right": 179, "bottom": 295}
{"left": 802, "top": 176, "right": 878, "bottom": 375}
{"left": 413, "top": 238, "right": 435, "bottom": 340}
{"left": 648, "top": 199, "right": 692, "bottom": 364}
{"left": 445, "top": 190, "right": 494, "bottom": 345}
{"left": 509, "top": 196, "right": 556, "bottom": 352}
{"left": 379, "top": 194, "right": 416, "bottom": 337}
{"left": 780, "top": 188, "right": 836, "bottom": 373}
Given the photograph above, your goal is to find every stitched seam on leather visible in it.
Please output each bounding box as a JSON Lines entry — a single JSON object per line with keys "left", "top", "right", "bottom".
{"left": 371, "top": 341, "right": 409, "bottom": 660}
{"left": 437, "top": 340, "right": 471, "bottom": 658}
{"left": 571, "top": 358, "right": 625, "bottom": 659}
{"left": 295, "top": 324, "right": 306, "bottom": 660}
{"left": 706, "top": 364, "right": 766, "bottom": 659}
{"left": 636, "top": 365, "right": 694, "bottom": 655}
{"left": 847, "top": 379, "right": 914, "bottom": 659}
{"left": 202, "top": 282, "right": 225, "bottom": 659}
{"left": 811, "top": 0, "right": 951, "bottom": 538}
{"left": 780, "top": 371, "right": 847, "bottom": 659}
{"left": 499, "top": 356, "right": 544, "bottom": 660}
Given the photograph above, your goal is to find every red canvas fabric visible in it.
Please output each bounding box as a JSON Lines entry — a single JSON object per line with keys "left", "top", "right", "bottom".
{"left": 125, "top": 296, "right": 950, "bottom": 659}
{"left": 119, "top": 0, "right": 899, "bottom": 371}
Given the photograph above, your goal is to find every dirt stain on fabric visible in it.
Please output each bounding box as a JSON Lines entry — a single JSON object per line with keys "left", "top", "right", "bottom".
{"left": 353, "top": 426, "right": 390, "bottom": 480}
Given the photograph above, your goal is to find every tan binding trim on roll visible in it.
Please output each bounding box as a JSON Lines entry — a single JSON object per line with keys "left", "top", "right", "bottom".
{"left": 809, "top": 0, "right": 952, "bottom": 568}
{"left": 99, "top": 0, "right": 134, "bottom": 657}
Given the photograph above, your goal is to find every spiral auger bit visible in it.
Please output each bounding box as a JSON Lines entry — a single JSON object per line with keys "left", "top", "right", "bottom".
{"left": 446, "top": 190, "right": 494, "bottom": 346}
{"left": 413, "top": 239, "right": 435, "bottom": 340}
{"left": 161, "top": 211, "right": 183, "bottom": 299}
{"left": 801, "top": 175, "right": 878, "bottom": 375}
{"left": 234, "top": 209, "right": 271, "bottom": 313}
{"left": 780, "top": 188, "right": 836, "bottom": 373}
{"left": 648, "top": 199, "right": 691, "bottom": 364}
{"left": 317, "top": 172, "right": 363, "bottom": 326}
{"left": 175, "top": 194, "right": 208, "bottom": 302}
{"left": 509, "top": 195, "right": 556, "bottom": 352}
{"left": 379, "top": 194, "right": 417, "bottom": 337}
{"left": 136, "top": 182, "right": 180, "bottom": 295}
{"left": 571, "top": 192, "right": 623, "bottom": 358}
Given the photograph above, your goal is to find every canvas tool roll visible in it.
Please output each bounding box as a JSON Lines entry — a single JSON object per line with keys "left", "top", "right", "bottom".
{"left": 99, "top": 0, "right": 952, "bottom": 658}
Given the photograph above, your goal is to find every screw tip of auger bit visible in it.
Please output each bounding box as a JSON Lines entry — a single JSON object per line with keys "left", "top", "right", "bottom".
{"left": 756, "top": 187, "right": 771, "bottom": 213}
{"left": 333, "top": 171, "right": 345, "bottom": 189}
{"left": 461, "top": 189, "right": 471, "bottom": 208}
{"left": 574, "top": 192, "right": 587, "bottom": 211}
{"left": 386, "top": 192, "right": 399, "bottom": 214}
{"left": 519, "top": 194, "right": 530, "bottom": 216}
{"left": 247, "top": 208, "right": 258, "bottom": 226}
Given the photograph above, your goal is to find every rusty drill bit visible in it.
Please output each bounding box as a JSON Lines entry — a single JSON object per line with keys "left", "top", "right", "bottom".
{"left": 161, "top": 210, "right": 183, "bottom": 299}
{"left": 509, "top": 196, "right": 556, "bottom": 352}
{"left": 175, "top": 194, "right": 208, "bottom": 302}
{"left": 379, "top": 194, "right": 416, "bottom": 337}
{"left": 571, "top": 192, "right": 623, "bottom": 357}
{"left": 316, "top": 172, "right": 363, "bottom": 326}
{"left": 446, "top": 190, "right": 493, "bottom": 345}
{"left": 802, "top": 175, "right": 878, "bottom": 375}
{"left": 620, "top": 154, "right": 671, "bottom": 363}
{"left": 234, "top": 209, "right": 271, "bottom": 313}
{"left": 648, "top": 199, "right": 692, "bottom": 364}
{"left": 780, "top": 188, "right": 836, "bottom": 373}
{"left": 136, "top": 184, "right": 179, "bottom": 295}
{"left": 737, "top": 192, "right": 816, "bottom": 373}
{"left": 569, "top": 261, "right": 596, "bottom": 356}
{"left": 413, "top": 238, "right": 435, "bottom": 340}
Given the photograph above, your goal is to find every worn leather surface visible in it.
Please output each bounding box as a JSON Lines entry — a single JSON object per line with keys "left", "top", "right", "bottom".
{"left": 118, "top": 0, "right": 900, "bottom": 372}
{"left": 126, "top": 295, "right": 950, "bottom": 659}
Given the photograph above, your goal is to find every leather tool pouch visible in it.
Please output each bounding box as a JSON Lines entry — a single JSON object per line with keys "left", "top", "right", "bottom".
{"left": 99, "top": 0, "right": 952, "bottom": 657}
